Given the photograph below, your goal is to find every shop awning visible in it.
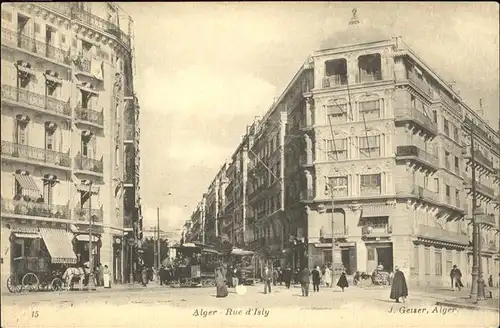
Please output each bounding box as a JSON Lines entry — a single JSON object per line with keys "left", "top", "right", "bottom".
{"left": 75, "top": 234, "right": 99, "bottom": 242}
{"left": 39, "top": 228, "right": 77, "bottom": 264}
{"left": 14, "top": 173, "right": 41, "bottom": 198}
{"left": 13, "top": 232, "right": 40, "bottom": 239}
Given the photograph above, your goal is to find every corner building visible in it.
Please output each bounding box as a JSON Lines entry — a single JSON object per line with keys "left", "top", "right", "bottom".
{"left": 1, "top": 2, "right": 142, "bottom": 287}
{"left": 187, "top": 16, "right": 500, "bottom": 287}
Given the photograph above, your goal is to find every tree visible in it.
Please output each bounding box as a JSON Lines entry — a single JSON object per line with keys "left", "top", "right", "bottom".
{"left": 141, "top": 237, "right": 169, "bottom": 268}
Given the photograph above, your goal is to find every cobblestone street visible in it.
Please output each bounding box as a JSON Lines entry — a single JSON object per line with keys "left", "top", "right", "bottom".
{"left": 2, "top": 283, "right": 497, "bottom": 328}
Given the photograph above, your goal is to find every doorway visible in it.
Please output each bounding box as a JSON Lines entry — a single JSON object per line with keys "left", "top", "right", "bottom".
{"left": 341, "top": 247, "right": 357, "bottom": 274}
{"left": 366, "top": 243, "right": 393, "bottom": 273}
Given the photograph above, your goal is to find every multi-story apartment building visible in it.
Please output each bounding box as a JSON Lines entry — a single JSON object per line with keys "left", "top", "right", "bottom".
{"left": 186, "top": 12, "right": 500, "bottom": 287}
{"left": 0, "top": 2, "right": 142, "bottom": 287}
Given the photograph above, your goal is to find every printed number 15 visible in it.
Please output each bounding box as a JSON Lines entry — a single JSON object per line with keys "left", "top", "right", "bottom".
{"left": 32, "top": 311, "right": 39, "bottom": 318}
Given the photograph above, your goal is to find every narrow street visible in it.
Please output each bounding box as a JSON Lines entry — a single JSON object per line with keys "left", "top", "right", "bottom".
{"left": 2, "top": 284, "right": 497, "bottom": 328}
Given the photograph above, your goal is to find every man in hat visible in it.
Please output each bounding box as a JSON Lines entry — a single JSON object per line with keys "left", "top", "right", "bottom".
{"left": 450, "top": 265, "right": 464, "bottom": 291}
{"left": 263, "top": 265, "right": 273, "bottom": 294}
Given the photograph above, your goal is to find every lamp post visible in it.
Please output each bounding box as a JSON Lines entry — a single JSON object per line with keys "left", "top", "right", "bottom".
{"left": 325, "top": 181, "right": 336, "bottom": 287}
{"left": 85, "top": 180, "right": 96, "bottom": 291}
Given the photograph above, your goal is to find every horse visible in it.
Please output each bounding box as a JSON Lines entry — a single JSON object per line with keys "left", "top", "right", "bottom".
{"left": 62, "top": 267, "right": 85, "bottom": 291}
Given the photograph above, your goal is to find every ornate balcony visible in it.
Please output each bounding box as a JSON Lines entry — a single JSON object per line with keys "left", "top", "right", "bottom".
{"left": 463, "top": 117, "right": 490, "bottom": 141}
{"left": 1, "top": 84, "right": 71, "bottom": 118}
{"left": 1, "top": 28, "right": 71, "bottom": 66}
{"left": 1, "top": 140, "right": 71, "bottom": 169}
{"left": 74, "top": 107, "right": 104, "bottom": 128}
{"left": 464, "top": 178, "right": 495, "bottom": 199}
{"left": 439, "top": 91, "right": 460, "bottom": 112}
{"left": 396, "top": 145, "right": 439, "bottom": 172}
{"left": 74, "top": 154, "right": 103, "bottom": 175}
{"left": 474, "top": 213, "right": 497, "bottom": 228}
{"left": 323, "top": 75, "right": 348, "bottom": 88}
{"left": 360, "top": 187, "right": 382, "bottom": 197}
{"left": 407, "top": 70, "right": 434, "bottom": 99}
{"left": 396, "top": 184, "right": 439, "bottom": 203}
{"left": 413, "top": 225, "right": 469, "bottom": 246}
{"left": 71, "top": 9, "right": 131, "bottom": 48}
{"left": 73, "top": 56, "right": 91, "bottom": 73}
{"left": 320, "top": 226, "right": 349, "bottom": 239}
{"left": 362, "top": 223, "right": 392, "bottom": 238}
{"left": 1, "top": 198, "right": 70, "bottom": 221}
{"left": 463, "top": 149, "right": 493, "bottom": 173}
{"left": 394, "top": 108, "right": 437, "bottom": 137}
{"left": 300, "top": 189, "right": 314, "bottom": 202}
{"left": 74, "top": 206, "right": 103, "bottom": 223}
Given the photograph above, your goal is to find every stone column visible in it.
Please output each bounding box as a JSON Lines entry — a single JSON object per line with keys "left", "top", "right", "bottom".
{"left": 305, "top": 97, "right": 313, "bottom": 127}
{"left": 304, "top": 134, "right": 312, "bottom": 164}
{"left": 304, "top": 170, "right": 312, "bottom": 192}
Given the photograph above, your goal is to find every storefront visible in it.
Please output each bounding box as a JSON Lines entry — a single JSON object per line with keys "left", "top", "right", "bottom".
{"left": 73, "top": 234, "right": 101, "bottom": 266}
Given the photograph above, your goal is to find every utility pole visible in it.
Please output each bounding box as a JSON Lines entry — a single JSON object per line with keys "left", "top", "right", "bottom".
{"left": 325, "top": 182, "right": 335, "bottom": 287}
{"left": 87, "top": 181, "right": 96, "bottom": 291}
{"left": 469, "top": 128, "right": 485, "bottom": 302}
{"left": 157, "top": 207, "right": 161, "bottom": 270}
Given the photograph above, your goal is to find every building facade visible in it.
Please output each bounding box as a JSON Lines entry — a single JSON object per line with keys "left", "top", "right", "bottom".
{"left": 0, "top": 2, "right": 142, "bottom": 287}
{"left": 185, "top": 14, "right": 500, "bottom": 287}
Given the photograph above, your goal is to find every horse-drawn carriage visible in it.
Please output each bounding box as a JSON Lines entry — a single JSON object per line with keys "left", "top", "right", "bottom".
{"left": 6, "top": 256, "right": 64, "bottom": 293}
{"left": 171, "top": 243, "right": 220, "bottom": 287}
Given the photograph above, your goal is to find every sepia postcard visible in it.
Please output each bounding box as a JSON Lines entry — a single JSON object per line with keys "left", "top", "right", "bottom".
{"left": 0, "top": 2, "right": 499, "bottom": 328}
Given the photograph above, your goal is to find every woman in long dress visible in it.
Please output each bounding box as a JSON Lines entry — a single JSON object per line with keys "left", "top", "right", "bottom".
{"left": 336, "top": 271, "right": 349, "bottom": 292}
{"left": 322, "top": 266, "right": 332, "bottom": 288}
{"left": 103, "top": 265, "right": 111, "bottom": 288}
{"left": 215, "top": 266, "right": 228, "bottom": 298}
{"left": 390, "top": 266, "right": 408, "bottom": 303}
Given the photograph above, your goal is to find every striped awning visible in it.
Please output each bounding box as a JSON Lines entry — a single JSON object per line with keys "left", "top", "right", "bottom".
{"left": 13, "top": 232, "right": 40, "bottom": 239}
{"left": 75, "top": 234, "right": 99, "bottom": 242}
{"left": 77, "top": 84, "right": 98, "bottom": 95}
{"left": 14, "top": 174, "right": 41, "bottom": 198}
{"left": 44, "top": 72, "right": 63, "bottom": 84}
{"left": 15, "top": 62, "right": 36, "bottom": 76}
{"left": 76, "top": 184, "right": 100, "bottom": 194}
{"left": 39, "top": 228, "right": 77, "bottom": 264}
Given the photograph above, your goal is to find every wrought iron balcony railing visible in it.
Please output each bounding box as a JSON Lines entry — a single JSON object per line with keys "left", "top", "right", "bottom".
{"left": 463, "top": 149, "right": 493, "bottom": 170}
{"left": 74, "top": 107, "right": 104, "bottom": 126}
{"left": 1, "top": 198, "right": 69, "bottom": 220}
{"left": 71, "top": 9, "right": 131, "bottom": 48}
{"left": 407, "top": 69, "right": 433, "bottom": 98}
{"left": 396, "top": 145, "right": 439, "bottom": 168}
{"left": 394, "top": 108, "right": 437, "bottom": 136}
{"left": 440, "top": 91, "right": 460, "bottom": 112}
{"left": 1, "top": 28, "right": 71, "bottom": 65}
{"left": 362, "top": 223, "right": 392, "bottom": 237}
{"left": 463, "top": 117, "right": 490, "bottom": 141}
{"left": 74, "top": 206, "right": 103, "bottom": 222}
{"left": 323, "top": 75, "right": 348, "bottom": 88}
{"left": 1, "top": 140, "right": 70, "bottom": 168}
{"left": 74, "top": 155, "right": 103, "bottom": 174}
{"left": 360, "top": 187, "right": 382, "bottom": 197}
{"left": 464, "top": 178, "right": 495, "bottom": 198}
{"left": 396, "top": 184, "right": 440, "bottom": 203}
{"left": 414, "top": 225, "right": 469, "bottom": 245}
{"left": 320, "top": 227, "right": 349, "bottom": 239}
{"left": 1, "top": 84, "right": 71, "bottom": 117}
{"left": 355, "top": 71, "right": 382, "bottom": 83}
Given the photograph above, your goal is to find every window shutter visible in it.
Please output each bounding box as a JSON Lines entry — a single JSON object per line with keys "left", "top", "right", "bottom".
{"left": 34, "top": 23, "right": 40, "bottom": 34}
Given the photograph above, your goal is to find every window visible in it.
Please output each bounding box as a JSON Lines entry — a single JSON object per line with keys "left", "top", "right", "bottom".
{"left": 432, "top": 110, "right": 437, "bottom": 123}
{"left": 359, "top": 135, "right": 381, "bottom": 158}
{"left": 453, "top": 127, "right": 459, "bottom": 142}
{"left": 359, "top": 100, "right": 380, "bottom": 119}
{"left": 444, "top": 151, "right": 450, "bottom": 169}
{"left": 325, "top": 139, "right": 347, "bottom": 160}
{"left": 81, "top": 133, "right": 93, "bottom": 158}
{"left": 445, "top": 250, "right": 453, "bottom": 274}
{"left": 16, "top": 120, "right": 27, "bottom": 144}
{"left": 327, "top": 176, "right": 348, "bottom": 197}
{"left": 43, "top": 181, "right": 53, "bottom": 205}
{"left": 45, "top": 129, "right": 54, "bottom": 150}
{"left": 424, "top": 247, "right": 430, "bottom": 275}
{"left": 435, "top": 250, "right": 442, "bottom": 275}
{"left": 80, "top": 90, "right": 93, "bottom": 109}
{"left": 327, "top": 102, "right": 348, "bottom": 122}
{"left": 455, "top": 190, "right": 460, "bottom": 207}
{"left": 446, "top": 185, "right": 451, "bottom": 204}
{"left": 443, "top": 119, "right": 449, "bottom": 136}
{"left": 454, "top": 156, "right": 459, "bottom": 173}
{"left": 360, "top": 174, "right": 381, "bottom": 196}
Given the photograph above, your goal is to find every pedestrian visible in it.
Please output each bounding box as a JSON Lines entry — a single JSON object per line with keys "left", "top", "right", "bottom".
{"left": 98, "top": 263, "right": 104, "bottom": 287}
{"left": 215, "top": 265, "right": 228, "bottom": 298}
{"left": 389, "top": 265, "right": 408, "bottom": 303}
{"left": 232, "top": 266, "right": 239, "bottom": 291}
{"left": 272, "top": 267, "right": 278, "bottom": 286}
{"left": 141, "top": 265, "right": 148, "bottom": 287}
{"left": 283, "top": 267, "right": 292, "bottom": 289}
{"left": 227, "top": 264, "right": 234, "bottom": 288}
{"left": 353, "top": 271, "right": 361, "bottom": 286}
{"left": 278, "top": 267, "right": 283, "bottom": 286}
{"left": 337, "top": 271, "right": 349, "bottom": 292}
{"left": 103, "top": 264, "right": 111, "bottom": 288}
{"left": 450, "top": 265, "right": 464, "bottom": 291}
{"left": 312, "top": 265, "right": 321, "bottom": 292}
{"left": 322, "top": 265, "right": 331, "bottom": 288}
{"left": 299, "top": 266, "right": 310, "bottom": 297}
{"left": 488, "top": 274, "right": 493, "bottom": 287}
{"left": 263, "top": 266, "right": 273, "bottom": 294}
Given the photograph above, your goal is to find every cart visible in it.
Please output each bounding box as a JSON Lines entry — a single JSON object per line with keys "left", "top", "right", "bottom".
{"left": 6, "top": 256, "right": 64, "bottom": 293}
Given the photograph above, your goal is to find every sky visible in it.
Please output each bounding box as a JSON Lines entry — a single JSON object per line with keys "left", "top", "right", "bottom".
{"left": 118, "top": 2, "right": 499, "bottom": 240}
